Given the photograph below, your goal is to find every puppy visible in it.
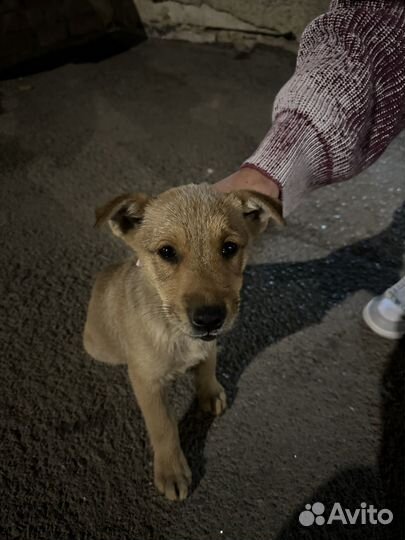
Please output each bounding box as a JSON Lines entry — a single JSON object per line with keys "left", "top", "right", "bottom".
{"left": 83, "top": 183, "right": 283, "bottom": 501}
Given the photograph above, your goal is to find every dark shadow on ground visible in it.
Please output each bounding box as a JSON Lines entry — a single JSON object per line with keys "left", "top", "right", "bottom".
{"left": 180, "top": 203, "right": 405, "bottom": 497}
{"left": 271, "top": 338, "right": 405, "bottom": 540}
{"left": 379, "top": 337, "right": 405, "bottom": 539}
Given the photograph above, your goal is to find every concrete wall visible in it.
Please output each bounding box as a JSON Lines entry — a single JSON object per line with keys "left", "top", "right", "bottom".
{"left": 133, "top": 0, "right": 330, "bottom": 51}
{"left": 0, "top": 0, "right": 329, "bottom": 71}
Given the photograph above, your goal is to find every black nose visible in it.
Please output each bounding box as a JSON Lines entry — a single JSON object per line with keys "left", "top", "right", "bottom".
{"left": 190, "top": 305, "right": 226, "bottom": 332}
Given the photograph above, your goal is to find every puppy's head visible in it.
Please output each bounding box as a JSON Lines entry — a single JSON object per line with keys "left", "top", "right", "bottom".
{"left": 96, "top": 183, "right": 283, "bottom": 341}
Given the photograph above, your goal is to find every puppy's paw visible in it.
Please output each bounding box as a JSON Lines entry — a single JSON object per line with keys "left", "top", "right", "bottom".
{"left": 198, "top": 382, "right": 227, "bottom": 416}
{"left": 154, "top": 449, "right": 192, "bottom": 501}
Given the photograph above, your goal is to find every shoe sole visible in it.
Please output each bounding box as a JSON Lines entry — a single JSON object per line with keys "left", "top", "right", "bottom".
{"left": 362, "top": 299, "right": 404, "bottom": 340}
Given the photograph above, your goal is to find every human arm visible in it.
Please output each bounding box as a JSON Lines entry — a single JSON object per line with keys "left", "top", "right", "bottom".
{"left": 215, "top": 0, "right": 405, "bottom": 215}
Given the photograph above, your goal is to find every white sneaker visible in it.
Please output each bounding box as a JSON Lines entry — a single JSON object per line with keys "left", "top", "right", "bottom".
{"left": 363, "top": 276, "right": 405, "bottom": 339}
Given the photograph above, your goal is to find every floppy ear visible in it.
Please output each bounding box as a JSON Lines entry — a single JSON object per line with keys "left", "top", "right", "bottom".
{"left": 94, "top": 193, "right": 151, "bottom": 239}
{"left": 229, "top": 190, "right": 284, "bottom": 236}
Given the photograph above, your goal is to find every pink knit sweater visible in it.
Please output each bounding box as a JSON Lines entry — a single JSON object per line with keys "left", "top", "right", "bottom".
{"left": 243, "top": 0, "right": 405, "bottom": 215}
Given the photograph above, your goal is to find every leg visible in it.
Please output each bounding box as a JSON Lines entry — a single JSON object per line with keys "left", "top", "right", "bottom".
{"left": 128, "top": 367, "right": 191, "bottom": 501}
{"left": 195, "top": 347, "right": 227, "bottom": 415}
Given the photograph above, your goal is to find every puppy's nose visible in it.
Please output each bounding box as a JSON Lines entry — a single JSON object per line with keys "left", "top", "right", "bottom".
{"left": 191, "top": 305, "right": 226, "bottom": 332}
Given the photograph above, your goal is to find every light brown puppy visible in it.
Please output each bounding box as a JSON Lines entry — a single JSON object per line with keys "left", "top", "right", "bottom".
{"left": 83, "top": 183, "right": 283, "bottom": 501}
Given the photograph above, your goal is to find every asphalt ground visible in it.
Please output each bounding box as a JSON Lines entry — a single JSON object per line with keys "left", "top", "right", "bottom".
{"left": 0, "top": 38, "right": 404, "bottom": 540}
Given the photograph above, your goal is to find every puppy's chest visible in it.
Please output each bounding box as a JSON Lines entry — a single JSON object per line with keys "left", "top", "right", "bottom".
{"left": 163, "top": 339, "right": 211, "bottom": 381}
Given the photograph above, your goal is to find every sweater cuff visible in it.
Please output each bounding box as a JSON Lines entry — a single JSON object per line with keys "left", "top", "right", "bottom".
{"left": 242, "top": 111, "right": 331, "bottom": 216}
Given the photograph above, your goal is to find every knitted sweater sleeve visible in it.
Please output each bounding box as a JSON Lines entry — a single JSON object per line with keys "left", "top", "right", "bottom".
{"left": 243, "top": 0, "right": 405, "bottom": 215}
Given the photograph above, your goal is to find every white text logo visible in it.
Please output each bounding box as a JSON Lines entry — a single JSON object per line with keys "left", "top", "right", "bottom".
{"left": 299, "top": 502, "right": 393, "bottom": 527}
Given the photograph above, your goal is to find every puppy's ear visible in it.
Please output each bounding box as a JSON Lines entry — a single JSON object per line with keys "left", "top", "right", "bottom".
{"left": 94, "top": 193, "right": 151, "bottom": 239}
{"left": 229, "top": 190, "right": 284, "bottom": 236}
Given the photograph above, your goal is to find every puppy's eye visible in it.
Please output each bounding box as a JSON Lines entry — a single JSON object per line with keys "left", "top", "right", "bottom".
{"left": 158, "top": 245, "right": 177, "bottom": 262}
{"left": 221, "top": 241, "right": 239, "bottom": 259}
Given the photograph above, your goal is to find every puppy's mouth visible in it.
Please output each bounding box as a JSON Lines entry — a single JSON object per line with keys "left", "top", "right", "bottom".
{"left": 198, "top": 332, "right": 218, "bottom": 342}
{"left": 187, "top": 330, "right": 220, "bottom": 341}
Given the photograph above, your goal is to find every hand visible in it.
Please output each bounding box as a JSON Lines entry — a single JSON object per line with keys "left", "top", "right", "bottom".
{"left": 213, "top": 167, "right": 280, "bottom": 200}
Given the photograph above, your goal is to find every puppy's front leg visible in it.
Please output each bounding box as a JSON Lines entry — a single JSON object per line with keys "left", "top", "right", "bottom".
{"left": 195, "top": 346, "right": 227, "bottom": 416}
{"left": 128, "top": 367, "right": 191, "bottom": 501}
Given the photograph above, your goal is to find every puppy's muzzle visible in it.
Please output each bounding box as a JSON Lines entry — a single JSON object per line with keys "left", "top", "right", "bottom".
{"left": 188, "top": 304, "right": 226, "bottom": 340}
